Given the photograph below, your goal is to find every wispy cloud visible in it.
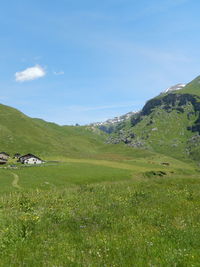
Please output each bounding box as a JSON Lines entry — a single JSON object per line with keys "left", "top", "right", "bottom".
{"left": 0, "top": 96, "right": 8, "bottom": 101}
{"left": 15, "top": 65, "right": 46, "bottom": 82}
{"left": 53, "top": 71, "right": 64, "bottom": 76}
{"left": 126, "top": 0, "right": 189, "bottom": 21}
{"left": 146, "top": 0, "right": 189, "bottom": 13}
{"left": 63, "top": 102, "right": 141, "bottom": 112}
{"left": 98, "top": 37, "right": 191, "bottom": 64}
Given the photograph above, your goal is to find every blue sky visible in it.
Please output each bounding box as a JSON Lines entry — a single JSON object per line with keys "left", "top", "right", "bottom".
{"left": 1, "top": 0, "right": 200, "bottom": 125}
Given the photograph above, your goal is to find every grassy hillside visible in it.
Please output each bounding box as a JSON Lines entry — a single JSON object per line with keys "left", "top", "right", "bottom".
{"left": 2, "top": 75, "right": 200, "bottom": 162}
{"left": 106, "top": 76, "right": 200, "bottom": 161}
{"left": 0, "top": 95, "right": 200, "bottom": 265}
{"left": 0, "top": 103, "right": 170, "bottom": 163}
{"left": 0, "top": 104, "right": 107, "bottom": 158}
{"left": 179, "top": 76, "right": 200, "bottom": 96}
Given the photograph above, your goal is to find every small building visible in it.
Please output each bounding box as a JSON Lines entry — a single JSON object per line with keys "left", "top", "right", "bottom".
{"left": 24, "top": 157, "right": 43, "bottom": 165}
{"left": 0, "top": 159, "right": 7, "bottom": 165}
{"left": 13, "top": 153, "right": 21, "bottom": 159}
{"left": 18, "top": 153, "right": 33, "bottom": 163}
{"left": 0, "top": 152, "right": 10, "bottom": 161}
{"left": 19, "top": 154, "right": 44, "bottom": 165}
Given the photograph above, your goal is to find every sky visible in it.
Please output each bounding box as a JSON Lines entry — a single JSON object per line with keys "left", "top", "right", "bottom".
{"left": 1, "top": 0, "right": 200, "bottom": 125}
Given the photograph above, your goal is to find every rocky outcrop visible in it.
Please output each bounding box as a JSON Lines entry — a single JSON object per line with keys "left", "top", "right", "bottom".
{"left": 130, "top": 93, "right": 200, "bottom": 135}
{"left": 105, "top": 129, "right": 147, "bottom": 148}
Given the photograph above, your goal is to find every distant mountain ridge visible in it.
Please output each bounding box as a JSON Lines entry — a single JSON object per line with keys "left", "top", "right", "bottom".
{"left": 91, "top": 111, "right": 137, "bottom": 126}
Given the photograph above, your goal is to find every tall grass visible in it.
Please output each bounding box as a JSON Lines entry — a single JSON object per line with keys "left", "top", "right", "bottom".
{"left": 0, "top": 171, "right": 200, "bottom": 266}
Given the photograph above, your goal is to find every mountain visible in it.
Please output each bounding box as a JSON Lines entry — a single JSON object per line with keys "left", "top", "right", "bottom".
{"left": 163, "top": 83, "right": 186, "bottom": 93}
{"left": 91, "top": 84, "right": 186, "bottom": 132}
{"left": 1, "top": 75, "right": 200, "bottom": 162}
{"left": 0, "top": 104, "right": 105, "bottom": 158}
{"left": 105, "top": 76, "right": 200, "bottom": 161}
{"left": 90, "top": 111, "right": 138, "bottom": 133}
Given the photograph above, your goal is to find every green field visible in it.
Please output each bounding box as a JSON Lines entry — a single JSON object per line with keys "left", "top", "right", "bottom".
{"left": 0, "top": 151, "right": 200, "bottom": 266}
{"left": 1, "top": 93, "right": 200, "bottom": 265}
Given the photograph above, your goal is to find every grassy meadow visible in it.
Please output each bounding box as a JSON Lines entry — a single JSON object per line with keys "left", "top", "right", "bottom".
{"left": 0, "top": 149, "right": 200, "bottom": 266}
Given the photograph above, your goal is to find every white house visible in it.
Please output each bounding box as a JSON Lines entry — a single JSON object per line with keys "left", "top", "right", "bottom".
{"left": 24, "top": 157, "right": 43, "bottom": 165}
{"left": 19, "top": 154, "right": 44, "bottom": 165}
{"left": 0, "top": 152, "right": 10, "bottom": 160}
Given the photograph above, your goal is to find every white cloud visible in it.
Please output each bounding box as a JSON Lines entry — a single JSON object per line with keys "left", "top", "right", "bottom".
{"left": 63, "top": 101, "right": 142, "bottom": 112}
{"left": 15, "top": 65, "right": 46, "bottom": 82}
{"left": 53, "top": 71, "right": 64, "bottom": 75}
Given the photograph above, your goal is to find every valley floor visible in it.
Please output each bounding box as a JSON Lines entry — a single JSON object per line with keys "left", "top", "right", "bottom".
{"left": 0, "top": 154, "right": 199, "bottom": 266}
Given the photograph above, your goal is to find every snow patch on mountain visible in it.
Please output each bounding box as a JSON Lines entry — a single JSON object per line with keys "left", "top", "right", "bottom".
{"left": 91, "top": 111, "right": 138, "bottom": 126}
{"left": 164, "top": 83, "right": 186, "bottom": 93}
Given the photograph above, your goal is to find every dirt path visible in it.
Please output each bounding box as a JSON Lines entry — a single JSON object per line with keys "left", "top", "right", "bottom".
{"left": 11, "top": 172, "right": 21, "bottom": 189}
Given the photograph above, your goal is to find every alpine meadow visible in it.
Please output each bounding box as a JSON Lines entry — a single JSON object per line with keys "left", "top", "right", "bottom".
{"left": 0, "top": 76, "right": 200, "bottom": 266}
{"left": 1, "top": 1, "right": 200, "bottom": 266}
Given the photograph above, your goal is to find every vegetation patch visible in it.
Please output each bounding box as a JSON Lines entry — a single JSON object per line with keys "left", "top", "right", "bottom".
{"left": 144, "top": 170, "right": 167, "bottom": 178}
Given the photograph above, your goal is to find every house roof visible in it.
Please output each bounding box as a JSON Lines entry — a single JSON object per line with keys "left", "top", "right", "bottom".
{"left": 0, "top": 152, "right": 9, "bottom": 156}
{"left": 20, "top": 154, "right": 41, "bottom": 161}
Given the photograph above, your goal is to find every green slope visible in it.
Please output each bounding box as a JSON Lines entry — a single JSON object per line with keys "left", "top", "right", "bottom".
{"left": 107, "top": 76, "right": 200, "bottom": 161}
{"left": 0, "top": 103, "right": 158, "bottom": 161}
{"left": 2, "top": 74, "right": 200, "bottom": 162}
{"left": 179, "top": 76, "right": 200, "bottom": 96}
{"left": 0, "top": 104, "right": 106, "bottom": 158}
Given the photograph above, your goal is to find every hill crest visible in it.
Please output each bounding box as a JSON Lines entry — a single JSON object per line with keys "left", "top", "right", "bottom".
{"left": 102, "top": 75, "right": 200, "bottom": 161}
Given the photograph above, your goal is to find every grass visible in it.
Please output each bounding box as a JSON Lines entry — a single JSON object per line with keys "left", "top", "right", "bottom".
{"left": 0, "top": 103, "right": 106, "bottom": 158}
{"left": 105, "top": 75, "right": 200, "bottom": 163}
{"left": 132, "top": 106, "right": 195, "bottom": 160}
{"left": 1, "top": 95, "right": 200, "bottom": 265}
{"left": 178, "top": 75, "right": 200, "bottom": 96}
{"left": 13, "top": 162, "right": 132, "bottom": 189}
{"left": 0, "top": 154, "right": 200, "bottom": 266}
